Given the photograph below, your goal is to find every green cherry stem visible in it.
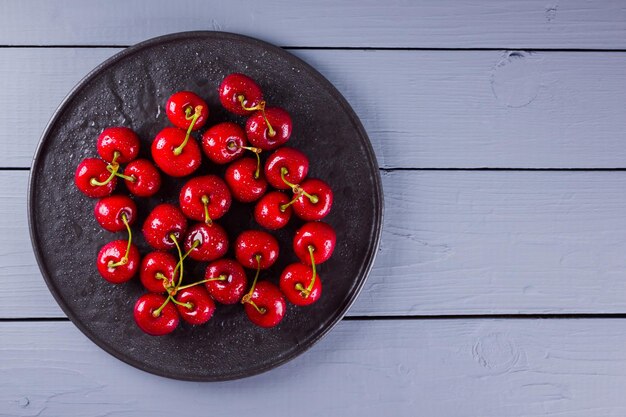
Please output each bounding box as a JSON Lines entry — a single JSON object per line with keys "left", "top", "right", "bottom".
{"left": 107, "top": 213, "right": 132, "bottom": 268}
{"left": 241, "top": 255, "right": 266, "bottom": 314}
{"left": 279, "top": 167, "right": 318, "bottom": 203}
{"left": 173, "top": 239, "right": 199, "bottom": 277}
{"left": 173, "top": 105, "right": 202, "bottom": 156}
{"left": 170, "top": 234, "right": 184, "bottom": 288}
{"left": 170, "top": 297, "right": 193, "bottom": 310}
{"left": 91, "top": 162, "right": 118, "bottom": 187}
{"left": 236, "top": 96, "right": 276, "bottom": 137}
{"left": 107, "top": 165, "right": 136, "bottom": 183}
{"left": 295, "top": 245, "right": 317, "bottom": 298}
{"left": 279, "top": 189, "right": 304, "bottom": 212}
{"left": 153, "top": 295, "right": 173, "bottom": 317}
{"left": 238, "top": 145, "right": 262, "bottom": 179}
{"left": 176, "top": 275, "right": 227, "bottom": 291}
{"left": 201, "top": 195, "right": 212, "bottom": 225}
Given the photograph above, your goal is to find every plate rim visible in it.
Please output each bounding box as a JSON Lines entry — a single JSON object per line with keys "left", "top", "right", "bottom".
{"left": 27, "top": 30, "right": 384, "bottom": 381}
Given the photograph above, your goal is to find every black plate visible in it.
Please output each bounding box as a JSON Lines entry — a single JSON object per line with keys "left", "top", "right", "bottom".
{"left": 28, "top": 31, "right": 383, "bottom": 381}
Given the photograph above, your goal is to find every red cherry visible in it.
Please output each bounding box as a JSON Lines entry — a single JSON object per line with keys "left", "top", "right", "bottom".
{"left": 166, "top": 91, "right": 209, "bottom": 131}
{"left": 293, "top": 222, "right": 336, "bottom": 265}
{"left": 140, "top": 251, "right": 178, "bottom": 293}
{"left": 201, "top": 122, "right": 248, "bottom": 164}
{"left": 254, "top": 191, "right": 292, "bottom": 230}
{"left": 218, "top": 73, "right": 263, "bottom": 116}
{"left": 134, "top": 293, "right": 179, "bottom": 336}
{"left": 246, "top": 107, "right": 292, "bottom": 151}
{"left": 264, "top": 147, "right": 309, "bottom": 190}
{"left": 183, "top": 223, "right": 229, "bottom": 262}
{"left": 97, "top": 127, "right": 140, "bottom": 163}
{"left": 235, "top": 230, "right": 279, "bottom": 269}
{"left": 179, "top": 175, "right": 231, "bottom": 224}
{"left": 205, "top": 259, "right": 247, "bottom": 304}
{"left": 151, "top": 127, "right": 201, "bottom": 177}
{"left": 94, "top": 195, "right": 137, "bottom": 232}
{"left": 224, "top": 157, "right": 268, "bottom": 203}
{"left": 96, "top": 239, "right": 140, "bottom": 284}
{"left": 292, "top": 178, "right": 333, "bottom": 221}
{"left": 142, "top": 204, "right": 188, "bottom": 250}
{"left": 243, "top": 281, "right": 286, "bottom": 328}
{"left": 175, "top": 286, "right": 215, "bottom": 325}
{"left": 280, "top": 263, "right": 322, "bottom": 306}
{"left": 124, "top": 159, "right": 161, "bottom": 197}
{"left": 75, "top": 158, "right": 117, "bottom": 198}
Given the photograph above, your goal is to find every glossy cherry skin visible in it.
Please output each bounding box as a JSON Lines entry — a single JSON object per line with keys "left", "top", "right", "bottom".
{"left": 97, "top": 127, "right": 140, "bottom": 163}
{"left": 142, "top": 204, "right": 188, "bottom": 250}
{"left": 179, "top": 175, "right": 231, "bottom": 223}
{"left": 75, "top": 158, "right": 117, "bottom": 198}
{"left": 264, "top": 147, "right": 309, "bottom": 190}
{"left": 140, "top": 251, "right": 178, "bottom": 293}
{"left": 235, "top": 230, "right": 279, "bottom": 269}
{"left": 124, "top": 159, "right": 161, "bottom": 197}
{"left": 293, "top": 178, "right": 333, "bottom": 221}
{"left": 254, "top": 191, "right": 292, "bottom": 230}
{"left": 151, "top": 127, "right": 201, "bottom": 177}
{"left": 175, "top": 286, "right": 215, "bottom": 325}
{"left": 205, "top": 259, "right": 247, "bottom": 304}
{"left": 243, "top": 281, "right": 286, "bottom": 328}
{"left": 96, "top": 240, "right": 140, "bottom": 284}
{"left": 218, "top": 73, "right": 263, "bottom": 116}
{"left": 280, "top": 263, "right": 322, "bottom": 306}
{"left": 224, "top": 157, "right": 268, "bottom": 203}
{"left": 201, "top": 122, "right": 247, "bottom": 164}
{"left": 134, "top": 293, "right": 179, "bottom": 336}
{"left": 294, "top": 222, "right": 337, "bottom": 265}
{"left": 246, "top": 107, "right": 292, "bottom": 151}
{"left": 183, "top": 222, "right": 229, "bottom": 262}
{"left": 166, "top": 91, "right": 209, "bottom": 131}
{"left": 94, "top": 195, "right": 137, "bottom": 232}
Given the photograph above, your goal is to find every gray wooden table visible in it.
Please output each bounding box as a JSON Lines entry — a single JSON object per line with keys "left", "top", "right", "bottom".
{"left": 2, "top": 1, "right": 626, "bottom": 415}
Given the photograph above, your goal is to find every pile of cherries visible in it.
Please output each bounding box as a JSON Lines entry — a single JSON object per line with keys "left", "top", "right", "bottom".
{"left": 74, "top": 73, "right": 336, "bottom": 335}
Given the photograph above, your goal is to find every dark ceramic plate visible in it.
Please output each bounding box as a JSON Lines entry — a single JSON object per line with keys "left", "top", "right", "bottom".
{"left": 28, "top": 31, "right": 383, "bottom": 381}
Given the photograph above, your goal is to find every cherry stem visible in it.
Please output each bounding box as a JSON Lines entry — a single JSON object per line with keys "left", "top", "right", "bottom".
{"left": 201, "top": 195, "right": 212, "bottom": 225}
{"left": 91, "top": 163, "right": 118, "bottom": 187}
{"left": 237, "top": 95, "right": 264, "bottom": 112}
{"left": 279, "top": 189, "right": 303, "bottom": 212}
{"left": 247, "top": 299, "right": 267, "bottom": 315}
{"left": 236, "top": 96, "right": 276, "bottom": 137}
{"left": 153, "top": 295, "right": 172, "bottom": 317}
{"left": 170, "top": 234, "right": 184, "bottom": 288}
{"left": 241, "top": 254, "right": 262, "bottom": 305}
{"left": 107, "top": 165, "right": 136, "bottom": 182}
{"left": 177, "top": 275, "right": 226, "bottom": 291}
{"left": 243, "top": 146, "right": 262, "bottom": 179}
{"left": 170, "top": 297, "right": 193, "bottom": 310}
{"left": 107, "top": 213, "right": 132, "bottom": 269}
{"left": 173, "top": 239, "right": 199, "bottom": 277}
{"left": 280, "top": 167, "right": 298, "bottom": 190}
{"left": 300, "top": 245, "right": 317, "bottom": 297}
{"left": 155, "top": 272, "right": 176, "bottom": 293}
{"left": 173, "top": 105, "right": 202, "bottom": 156}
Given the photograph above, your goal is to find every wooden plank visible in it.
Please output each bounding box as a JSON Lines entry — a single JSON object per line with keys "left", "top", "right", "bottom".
{"left": 3, "top": 319, "right": 626, "bottom": 416}
{"left": 1, "top": 0, "right": 626, "bottom": 49}
{"left": 7, "top": 169, "right": 626, "bottom": 318}
{"left": 4, "top": 48, "right": 626, "bottom": 169}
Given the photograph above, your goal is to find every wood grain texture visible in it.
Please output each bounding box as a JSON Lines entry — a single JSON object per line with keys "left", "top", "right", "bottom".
{"left": 8, "top": 169, "right": 626, "bottom": 318}
{"left": 2, "top": 319, "right": 626, "bottom": 417}
{"left": 1, "top": 0, "right": 625, "bottom": 48}
{"left": 4, "top": 48, "right": 626, "bottom": 169}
